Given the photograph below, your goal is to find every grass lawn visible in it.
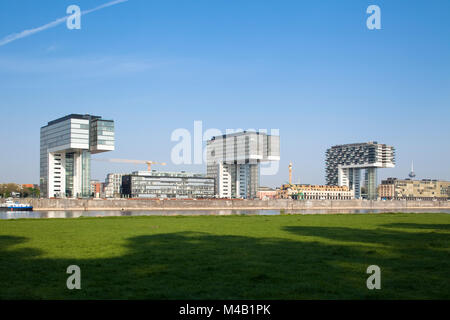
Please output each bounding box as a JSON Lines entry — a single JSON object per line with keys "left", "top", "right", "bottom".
{"left": 0, "top": 213, "right": 449, "bottom": 299}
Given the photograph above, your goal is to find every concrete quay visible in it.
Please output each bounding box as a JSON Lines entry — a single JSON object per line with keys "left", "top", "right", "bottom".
{"left": 12, "top": 198, "right": 450, "bottom": 211}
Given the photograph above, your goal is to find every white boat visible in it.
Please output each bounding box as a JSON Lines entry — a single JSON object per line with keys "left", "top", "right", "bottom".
{"left": 0, "top": 199, "right": 33, "bottom": 212}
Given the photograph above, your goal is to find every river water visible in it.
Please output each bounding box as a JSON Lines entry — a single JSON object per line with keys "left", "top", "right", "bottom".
{"left": 1, "top": 208, "right": 450, "bottom": 219}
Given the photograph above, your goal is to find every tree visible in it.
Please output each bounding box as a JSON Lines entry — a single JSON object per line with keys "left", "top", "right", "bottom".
{"left": 19, "top": 186, "right": 40, "bottom": 198}
{"left": 0, "top": 183, "right": 20, "bottom": 198}
{"left": 0, "top": 183, "right": 28, "bottom": 198}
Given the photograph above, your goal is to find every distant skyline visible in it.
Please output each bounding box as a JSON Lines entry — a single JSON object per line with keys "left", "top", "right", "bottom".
{"left": 0, "top": 0, "right": 449, "bottom": 187}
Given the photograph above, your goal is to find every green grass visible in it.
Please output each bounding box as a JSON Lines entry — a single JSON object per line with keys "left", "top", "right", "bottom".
{"left": 0, "top": 213, "right": 449, "bottom": 299}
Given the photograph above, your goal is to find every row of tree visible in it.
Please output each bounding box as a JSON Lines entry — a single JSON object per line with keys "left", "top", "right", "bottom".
{"left": 0, "top": 184, "right": 40, "bottom": 198}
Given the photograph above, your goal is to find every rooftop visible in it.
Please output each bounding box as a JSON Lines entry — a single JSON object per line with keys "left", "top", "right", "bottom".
{"left": 42, "top": 114, "right": 105, "bottom": 128}
{"left": 209, "top": 130, "right": 275, "bottom": 141}
{"left": 131, "top": 171, "right": 211, "bottom": 178}
{"left": 327, "top": 141, "right": 394, "bottom": 149}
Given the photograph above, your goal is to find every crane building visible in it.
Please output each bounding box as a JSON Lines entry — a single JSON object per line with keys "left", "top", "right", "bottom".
{"left": 325, "top": 142, "right": 395, "bottom": 200}
{"left": 40, "top": 114, "right": 115, "bottom": 198}
{"left": 206, "top": 131, "right": 280, "bottom": 199}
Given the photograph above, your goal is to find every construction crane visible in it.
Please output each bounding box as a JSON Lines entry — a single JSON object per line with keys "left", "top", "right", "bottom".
{"left": 94, "top": 158, "right": 167, "bottom": 171}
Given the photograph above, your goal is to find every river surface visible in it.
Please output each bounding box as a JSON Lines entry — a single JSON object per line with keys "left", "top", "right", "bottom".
{"left": 1, "top": 208, "right": 450, "bottom": 219}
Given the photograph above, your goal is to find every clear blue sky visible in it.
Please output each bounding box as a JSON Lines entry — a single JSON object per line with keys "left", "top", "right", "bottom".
{"left": 0, "top": 0, "right": 449, "bottom": 187}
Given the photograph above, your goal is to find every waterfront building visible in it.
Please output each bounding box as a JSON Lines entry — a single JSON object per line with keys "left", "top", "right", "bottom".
{"left": 104, "top": 173, "right": 125, "bottom": 198}
{"left": 278, "top": 184, "right": 354, "bottom": 200}
{"left": 206, "top": 131, "right": 280, "bottom": 199}
{"left": 121, "top": 171, "right": 215, "bottom": 199}
{"left": 90, "top": 180, "right": 105, "bottom": 197}
{"left": 378, "top": 178, "right": 450, "bottom": 200}
{"left": 325, "top": 141, "right": 395, "bottom": 200}
{"left": 40, "top": 114, "right": 114, "bottom": 198}
{"left": 257, "top": 187, "right": 277, "bottom": 200}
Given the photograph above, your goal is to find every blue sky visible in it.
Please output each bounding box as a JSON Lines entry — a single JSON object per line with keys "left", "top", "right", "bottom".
{"left": 0, "top": 0, "right": 449, "bottom": 187}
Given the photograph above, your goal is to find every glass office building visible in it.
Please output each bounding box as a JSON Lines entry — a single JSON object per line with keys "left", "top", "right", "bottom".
{"left": 121, "top": 171, "right": 215, "bottom": 199}
{"left": 206, "top": 131, "right": 280, "bottom": 199}
{"left": 40, "top": 114, "right": 115, "bottom": 198}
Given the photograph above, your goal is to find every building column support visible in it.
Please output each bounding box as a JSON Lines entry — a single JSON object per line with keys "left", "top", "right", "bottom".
{"left": 366, "top": 167, "right": 377, "bottom": 200}
{"left": 352, "top": 168, "right": 361, "bottom": 199}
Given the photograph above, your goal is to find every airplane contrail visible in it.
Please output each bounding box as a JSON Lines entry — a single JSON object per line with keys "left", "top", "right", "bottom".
{"left": 0, "top": 0, "right": 129, "bottom": 47}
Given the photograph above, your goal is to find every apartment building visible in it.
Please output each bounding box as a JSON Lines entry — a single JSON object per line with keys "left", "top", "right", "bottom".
{"left": 325, "top": 141, "right": 395, "bottom": 200}
{"left": 379, "top": 178, "right": 450, "bottom": 200}
{"left": 104, "top": 173, "right": 124, "bottom": 198}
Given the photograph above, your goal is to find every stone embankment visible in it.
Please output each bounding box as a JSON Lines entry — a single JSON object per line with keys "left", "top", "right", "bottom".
{"left": 10, "top": 198, "right": 450, "bottom": 211}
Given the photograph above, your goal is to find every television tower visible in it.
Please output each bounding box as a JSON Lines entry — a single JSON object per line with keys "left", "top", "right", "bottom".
{"left": 408, "top": 161, "right": 416, "bottom": 179}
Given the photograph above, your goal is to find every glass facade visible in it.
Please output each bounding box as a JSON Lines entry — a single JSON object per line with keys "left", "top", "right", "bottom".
{"left": 40, "top": 114, "right": 114, "bottom": 198}
{"left": 90, "top": 119, "right": 115, "bottom": 151}
{"left": 81, "top": 150, "right": 91, "bottom": 197}
{"left": 364, "top": 167, "right": 377, "bottom": 200}
{"left": 65, "top": 152, "right": 74, "bottom": 197}
{"left": 122, "top": 171, "right": 215, "bottom": 199}
{"left": 206, "top": 131, "right": 280, "bottom": 199}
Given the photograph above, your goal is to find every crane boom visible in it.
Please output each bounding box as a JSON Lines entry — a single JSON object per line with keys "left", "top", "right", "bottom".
{"left": 93, "top": 158, "right": 167, "bottom": 171}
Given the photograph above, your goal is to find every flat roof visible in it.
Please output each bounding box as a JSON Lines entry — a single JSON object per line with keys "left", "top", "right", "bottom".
{"left": 42, "top": 114, "right": 103, "bottom": 128}
{"left": 327, "top": 141, "right": 394, "bottom": 149}
{"left": 130, "top": 171, "right": 211, "bottom": 178}
{"left": 209, "top": 130, "right": 277, "bottom": 141}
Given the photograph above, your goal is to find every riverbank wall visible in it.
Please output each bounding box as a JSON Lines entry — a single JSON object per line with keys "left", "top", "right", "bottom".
{"left": 9, "top": 198, "right": 450, "bottom": 211}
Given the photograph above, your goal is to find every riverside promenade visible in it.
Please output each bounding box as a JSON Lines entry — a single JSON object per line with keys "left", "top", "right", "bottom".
{"left": 13, "top": 198, "right": 450, "bottom": 211}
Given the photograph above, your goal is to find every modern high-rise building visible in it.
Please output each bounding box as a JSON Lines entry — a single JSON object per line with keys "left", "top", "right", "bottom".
{"left": 206, "top": 131, "right": 280, "bottom": 199}
{"left": 325, "top": 142, "right": 395, "bottom": 200}
{"left": 40, "top": 114, "right": 115, "bottom": 198}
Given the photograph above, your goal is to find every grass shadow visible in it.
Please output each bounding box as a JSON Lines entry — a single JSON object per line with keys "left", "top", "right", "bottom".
{"left": 0, "top": 224, "right": 449, "bottom": 299}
